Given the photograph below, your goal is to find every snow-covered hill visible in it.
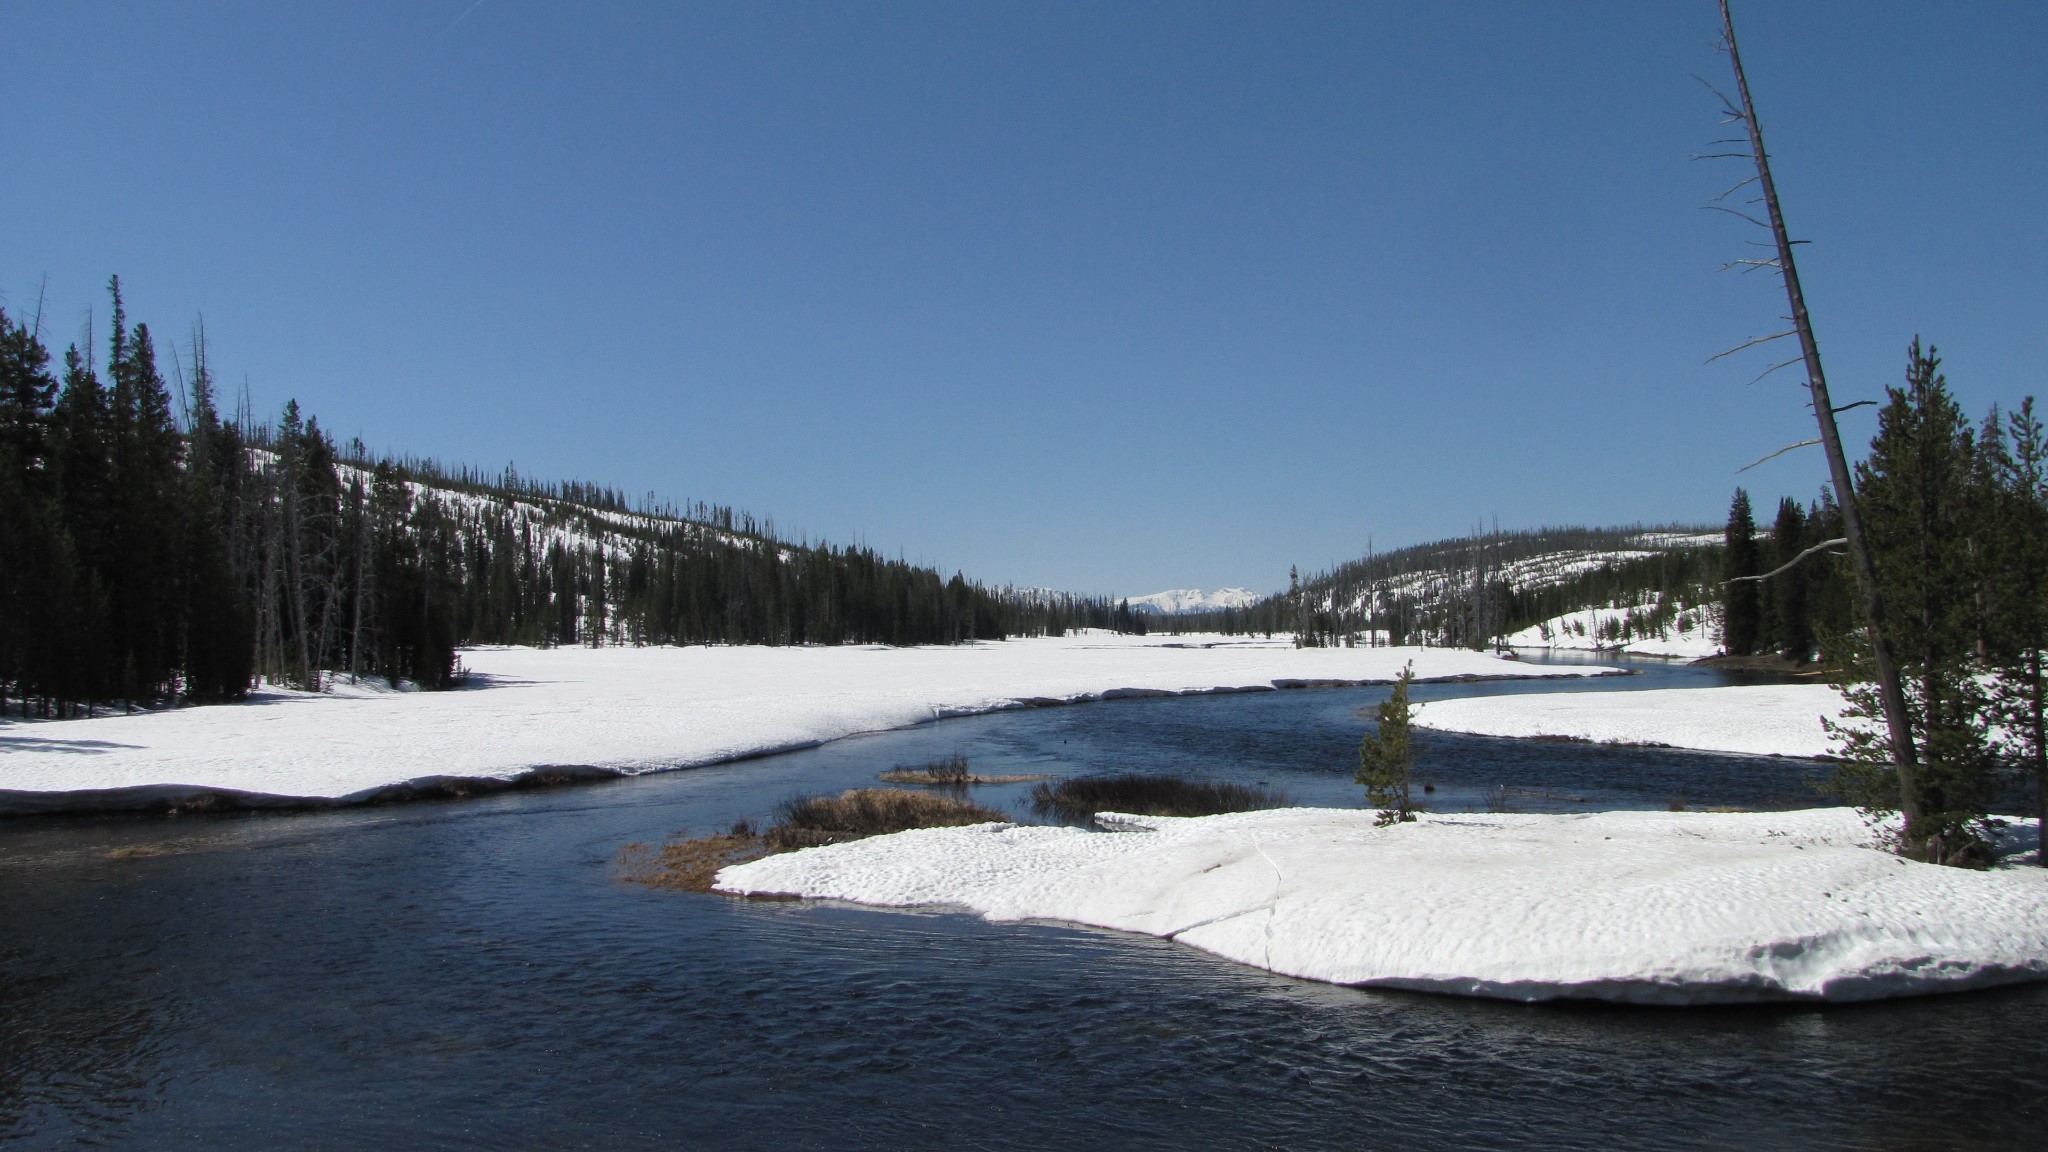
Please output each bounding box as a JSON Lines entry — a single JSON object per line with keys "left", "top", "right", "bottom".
{"left": 1272, "top": 525, "right": 1727, "bottom": 653}
{"left": 1127, "top": 588, "right": 1263, "bottom": 615}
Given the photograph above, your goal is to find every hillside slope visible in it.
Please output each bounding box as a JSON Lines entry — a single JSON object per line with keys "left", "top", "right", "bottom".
{"left": 1157, "top": 526, "right": 1727, "bottom": 655}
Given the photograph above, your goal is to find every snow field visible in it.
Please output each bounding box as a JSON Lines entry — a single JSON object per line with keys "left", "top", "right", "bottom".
{"left": 1411, "top": 683, "right": 1850, "bottom": 759}
{"left": 0, "top": 634, "right": 1599, "bottom": 811}
{"left": 715, "top": 806, "right": 2048, "bottom": 1004}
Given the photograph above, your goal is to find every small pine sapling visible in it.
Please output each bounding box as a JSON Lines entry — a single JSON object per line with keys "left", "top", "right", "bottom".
{"left": 1357, "top": 663, "right": 1420, "bottom": 826}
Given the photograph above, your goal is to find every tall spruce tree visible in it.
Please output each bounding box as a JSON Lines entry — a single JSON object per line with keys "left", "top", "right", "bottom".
{"left": 1987, "top": 399, "right": 2048, "bottom": 864}
{"left": 1831, "top": 341, "right": 1995, "bottom": 863}
{"left": 0, "top": 307, "right": 62, "bottom": 713}
{"left": 178, "top": 335, "right": 251, "bottom": 701}
{"left": 1771, "top": 496, "right": 1814, "bottom": 663}
{"left": 1722, "top": 489, "right": 1761, "bottom": 656}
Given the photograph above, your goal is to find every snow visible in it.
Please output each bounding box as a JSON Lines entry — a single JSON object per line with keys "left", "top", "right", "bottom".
{"left": 715, "top": 806, "right": 2048, "bottom": 1004}
{"left": 0, "top": 634, "right": 1603, "bottom": 813}
{"left": 1506, "top": 604, "right": 1721, "bottom": 659}
{"left": 1626, "top": 530, "right": 1725, "bottom": 550}
{"left": 1412, "top": 683, "right": 1850, "bottom": 759}
{"left": 1126, "top": 588, "right": 1263, "bottom": 614}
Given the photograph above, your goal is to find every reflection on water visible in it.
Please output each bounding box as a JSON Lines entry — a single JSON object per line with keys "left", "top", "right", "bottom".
{"left": 2, "top": 664, "right": 2043, "bottom": 1150}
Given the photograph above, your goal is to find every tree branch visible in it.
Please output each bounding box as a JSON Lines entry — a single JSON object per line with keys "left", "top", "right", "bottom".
{"left": 1746, "top": 356, "right": 1802, "bottom": 386}
{"left": 1724, "top": 538, "right": 1848, "bottom": 584}
{"left": 1737, "top": 438, "right": 1822, "bottom": 473}
{"left": 1705, "top": 329, "right": 1797, "bottom": 364}
{"left": 1701, "top": 204, "right": 1771, "bottom": 228}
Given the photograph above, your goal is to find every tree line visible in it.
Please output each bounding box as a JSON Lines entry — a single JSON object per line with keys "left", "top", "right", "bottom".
{"left": 0, "top": 281, "right": 1132, "bottom": 718}
{"left": 1723, "top": 341, "right": 2046, "bottom": 862}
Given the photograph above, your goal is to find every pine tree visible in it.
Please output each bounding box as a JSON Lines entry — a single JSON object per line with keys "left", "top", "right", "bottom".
{"left": 1987, "top": 398, "right": 2048, "bottom": 864}
{"left": 0, "top": 306, "right": 62, "bottom": 713}
{"left": 100, "top": 280, "right": 188, "bottom": 705}
{"left": 49, "top": 343, "right": 114, "bottom": 712}
{"left": 1356, "top": 663, "right": 1420, "bottom": 826}
{"left": 177, "top": 334, "right": 251, "bottom": 701}
{"left": 1830, "top": 341, "right": 1995, "bottom": 863}
{"left": 1771, "top": 496, "right": 1814, "bottom": 663}
{"left": 1721, "top": 489, "right": 1761, "bottom": 656}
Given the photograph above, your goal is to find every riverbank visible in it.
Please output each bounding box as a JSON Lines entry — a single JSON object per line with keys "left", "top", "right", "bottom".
{"left": 716, "top": 805, "right": 2048, "bottom": 1005}
{"left": 0, "top": 634, "right": 1608, "bottom": 816}
{"left": 1410, "top": 683, "right": 1849, "bottom": 758}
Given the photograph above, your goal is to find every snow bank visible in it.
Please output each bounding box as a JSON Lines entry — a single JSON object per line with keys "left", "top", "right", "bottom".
{"left": 0, "top": 634, "right": 1600, "bottom": 812}
{"left": 1412, "top": 683, "right": 1848, "bottom": 759}
{"left": 715, "top": 806, "right": 2048, "bottom": 1004}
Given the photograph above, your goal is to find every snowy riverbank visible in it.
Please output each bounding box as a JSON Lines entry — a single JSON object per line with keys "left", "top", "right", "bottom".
{"left": 716, "top": 806, "right": 2048, "bottom": 1004}
{"left": 0, "top": 634, "right": 1603, "bottom": 814}
{"left": 1411, "top": 683, "right": 1848, "bottom": 759}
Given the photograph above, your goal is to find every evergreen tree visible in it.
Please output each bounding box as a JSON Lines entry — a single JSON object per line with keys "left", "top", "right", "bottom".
{"left": 1804, "top": 487, "right": 1855, "bottom": 656}
{"left": 0, "top": 306, "right": 62, "bottom": 713}
{"left": 1721, "top": 489, "right": 1761, "bottom": 656}
{"left": 1771, "top": 496, "right": 1814, "bottom": 663}
{"left": 1356, "top": 663, "right": 1420, "bottom": 826}
{"left": 1987, "top": 399, "right": 2048, "bottom": 864}
{"left": 1830, "top": 341, "right": 1994, "bottom": 863}
{"left": 101, "top": 279, "right": 188, "bottom": 704}
{"left": 177, "top": 336, "right": 251, "bottom": 701}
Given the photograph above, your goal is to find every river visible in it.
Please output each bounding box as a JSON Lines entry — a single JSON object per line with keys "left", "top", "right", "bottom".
{"left": 2, "top": 653, "right": 2041, "bottom": 1149}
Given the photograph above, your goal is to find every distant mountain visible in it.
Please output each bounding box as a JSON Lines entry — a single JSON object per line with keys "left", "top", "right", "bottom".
{"left": 1127, "top": 588, "right": 1264, "bottom": 615}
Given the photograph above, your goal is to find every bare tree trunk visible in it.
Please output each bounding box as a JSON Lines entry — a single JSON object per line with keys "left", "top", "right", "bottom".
{"left": 1718, "top": 0, "right": 1922, "bottom": 831}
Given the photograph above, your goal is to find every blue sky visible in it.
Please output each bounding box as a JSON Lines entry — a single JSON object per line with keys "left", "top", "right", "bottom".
{"left": 4, "top": 2, "right": 2042, "bottom": 597}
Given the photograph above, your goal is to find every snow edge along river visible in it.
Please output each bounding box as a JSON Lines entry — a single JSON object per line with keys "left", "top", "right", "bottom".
{"left": 717, "top": 806, "right": 2048, "bottom": 1006}
{"left": 1411, "top": 683, "right": 1850, "bottom": 760}
{"left": 0, "top": 634, "right": 1611, "bottom": 816}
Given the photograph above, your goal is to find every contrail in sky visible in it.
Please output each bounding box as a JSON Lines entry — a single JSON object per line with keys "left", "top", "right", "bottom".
{"left": 446, "top": 0, "right": 488, "bottom": 31}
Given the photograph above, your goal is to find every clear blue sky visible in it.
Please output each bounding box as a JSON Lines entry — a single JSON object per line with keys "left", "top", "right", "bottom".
{"left": 4, "top": 2, "right": 2043, "bottom": 597}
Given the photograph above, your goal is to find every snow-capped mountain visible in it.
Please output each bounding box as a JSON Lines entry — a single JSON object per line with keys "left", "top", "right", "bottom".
{"left": 1126, "top": 588, "right": 1264, "bottom": 615}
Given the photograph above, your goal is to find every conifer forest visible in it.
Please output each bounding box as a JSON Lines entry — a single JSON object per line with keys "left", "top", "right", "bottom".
{"left": 0, "top": 281, "right": 1130, "bottom": 718}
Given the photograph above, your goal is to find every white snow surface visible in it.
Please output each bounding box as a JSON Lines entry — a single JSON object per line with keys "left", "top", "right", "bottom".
{"left": 0, "top": 634, "right": 1598, "bottom": 811}
{"left": 1412, "top": 683, "right": 1850, "bottom": 759}
{"left": 1505, "top": 604, "right": 1721, "bottom": 659}
{"left": 1126, "top": 588, "right": 1263, "bottom": 614}
{"left": 715, "top": 806, "right": 2048, "bottom": 1004}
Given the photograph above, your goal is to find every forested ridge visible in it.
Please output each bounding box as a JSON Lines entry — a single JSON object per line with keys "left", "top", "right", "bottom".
{"left": 1154, "top": 525, "right": 1726, "bottom": 650}
{"left": 0, "top": 282, "right": 1127, "bottom": 717}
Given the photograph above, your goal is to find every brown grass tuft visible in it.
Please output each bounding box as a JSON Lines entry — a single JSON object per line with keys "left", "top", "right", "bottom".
{"left": 620, "top": 789, "right": 1009, "bottom": 893}
{"left": 618, "top": 831, "right": 776, "bottom": 892}
{"left": 772, "top": 788, "right": 1008, "bottom": 841}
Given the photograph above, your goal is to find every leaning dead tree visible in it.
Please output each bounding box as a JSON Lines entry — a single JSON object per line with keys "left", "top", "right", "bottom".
{"left": 1705, "top": 0, "right": 1923, "bottom": 831}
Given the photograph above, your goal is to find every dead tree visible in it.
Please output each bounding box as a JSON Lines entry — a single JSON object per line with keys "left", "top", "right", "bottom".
{"left": 1707, "top": 0, "right": 1923, "bottom": 831}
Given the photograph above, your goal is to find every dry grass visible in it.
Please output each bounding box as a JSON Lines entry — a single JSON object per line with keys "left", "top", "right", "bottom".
{"left": 874, "top": 754, "right": 1049, "bottom": 786}
{"left": 617, "top": 830, "right": 775, "bottom": 892}
{"left": 771, "top": 788, "right": 1008, "bottom": 843}
{"left": 620, "top": 789, "right": 1010, "bottom": 893}
{"left": 1030, "top": 774, "right": 1290, "bottom": 822}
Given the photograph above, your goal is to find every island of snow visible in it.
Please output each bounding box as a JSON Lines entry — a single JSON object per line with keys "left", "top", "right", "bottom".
{"left": 1410, "top": 683, "right": 1848, "bottom": 759}
{"left": 0, "top": 633, "right": 1605, "bottom": 814}
{"left": 715, "top": 806, "right": 2048, "bottom": 1004}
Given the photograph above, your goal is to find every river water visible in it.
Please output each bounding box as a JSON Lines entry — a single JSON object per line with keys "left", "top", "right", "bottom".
{"left": 2, "top": 655, "right": 2042, "bottom": 1149}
